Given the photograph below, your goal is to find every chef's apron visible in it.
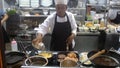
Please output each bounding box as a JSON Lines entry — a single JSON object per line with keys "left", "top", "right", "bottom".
{"left": 111, "top": 11, "right": 120, "bottom": 24}
{"left": 50, "top": 14, "right": 73, "bottom": 51}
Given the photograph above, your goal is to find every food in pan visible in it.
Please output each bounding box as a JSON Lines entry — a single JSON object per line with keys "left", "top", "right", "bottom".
{"left": 58, "top": 54, "right": 66, "bottom": 59}
{"left": 57, "top": 52, "right": 79, "bottom": 62}
{"left": 65, "top": 52, "right": 78, "bottom": 62}
{"left": 80, "top": 52, "right": 92, "bottom": 65}
{"left": 58, "top": 54, "right": 66, "bottom": 62}
{"left": 67, "top": 52, "right": 77, "bottom": 58}
{"left": 60, "top": 59, "right": 78, "bottom": 67}
{"left": 38, "top": 51, "right": 52, "bottom": 58}
{"left": 64, "top": 57, "right": 78, "bottom": 62}
{"left": 85, "top": 22, "right": 94, "bottom": 27}
{"left": 92, "top": 55, "right": 119, "bottom": 66}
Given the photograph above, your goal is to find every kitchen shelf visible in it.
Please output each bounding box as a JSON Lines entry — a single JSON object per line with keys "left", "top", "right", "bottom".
{"left": 20, "top": 15, "right": 48, "bottom": 17}
{"left": 19, "top": 7, "right": 86, "bottom": 10}
{"left": 18, "top": 0, "right": 86, "bottom": 35}
{"left": 20, "top": 15, "right": 83, "bottom": 18}
{"left": 18, "top": 7, "right": 55, "bottom": 10}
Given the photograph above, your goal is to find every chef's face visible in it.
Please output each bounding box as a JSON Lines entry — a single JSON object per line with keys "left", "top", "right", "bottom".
{"left": 55, "top": 4, "right": 67, "bottom": 17}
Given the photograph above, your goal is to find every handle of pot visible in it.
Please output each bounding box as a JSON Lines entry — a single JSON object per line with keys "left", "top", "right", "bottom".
{"left": 81, "top": 49, "right": 106, "bottom": 64}
{"left": 89, "top": 49, "right": 106, "bottom": 60}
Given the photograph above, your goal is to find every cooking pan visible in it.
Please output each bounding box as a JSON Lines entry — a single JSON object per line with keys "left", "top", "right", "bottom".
{"left": 24, "top": 56, "right": 48, "bottom": 66}
{"left": 60, "top": 59, "right": 79, "bottom": 67}
{"left": 5, "top": 51, "right": 26, "bottom": 65}
{"left": 87, "top": 50, "right": 120, "bottom": 68}
{"left": 57, "top": 51, "right": 79, "bottom": 62}
{"left": 38, "top": 51, "right": 53, "bottom": 59}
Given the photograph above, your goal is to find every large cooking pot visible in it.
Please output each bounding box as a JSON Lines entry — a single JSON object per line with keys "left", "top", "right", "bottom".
{"left": 88, "top": 50, "right": 120, "bottom": 68}
{"left": 24, "top": 56, "right": 48, "bottom": 66}
{"left": 91, "top": 55, "right": 119, "bottom": 68}
{"left": 60, "top": 59, "right": 79, "bottom": 67}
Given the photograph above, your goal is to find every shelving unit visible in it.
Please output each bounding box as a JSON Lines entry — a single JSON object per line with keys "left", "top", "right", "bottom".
{"left": 18, "top": 6, "right": 86, "bottom": 18}
{"left": 4, "top": 0, "right": 87, "bottom": 35}
{"left": 18, "top": 0, "right": 86, "bottom": 28}
{"left": 85, "top": 0, "right": 109, "bottom": 26}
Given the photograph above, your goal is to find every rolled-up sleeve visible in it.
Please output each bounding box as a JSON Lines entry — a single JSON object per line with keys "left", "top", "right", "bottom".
{"left": 37, "top": 15, "right": 54, "bottom": 37}
{"left": 36, "top": 13, "right": 56, "bottom": 37}
{"left": 69, "top": 13, "right": 77, "bottom": 36}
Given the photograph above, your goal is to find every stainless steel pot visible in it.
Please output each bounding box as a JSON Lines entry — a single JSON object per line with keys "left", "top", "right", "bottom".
{"left": 24, "top": 56, "right": 48, "bottom": 66}
{"left": 60, "top": 59, "right": 79, "bottom": 67}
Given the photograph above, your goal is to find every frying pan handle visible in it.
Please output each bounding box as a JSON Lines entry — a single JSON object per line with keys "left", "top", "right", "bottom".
{"left": 81, "top": 49, "right": 106, "bottom": 64}
{"left": 89, "top": 49, "right": 106, "bottom": 60}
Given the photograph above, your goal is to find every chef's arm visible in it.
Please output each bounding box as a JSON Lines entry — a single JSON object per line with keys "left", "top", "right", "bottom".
{"left": 32, "top": 33, "right": 43, "bottom": 46}
{"left": 1, "top": 14, "right": 8, "bottom": 24}
{"left": 66, "top": 13, "right": 77, "bottom": 45}
{"left": 66, "top": 33, "right": 76, "bottom": 45}
{"left": 36, "top": 33, "right": 43, "bottom": 41}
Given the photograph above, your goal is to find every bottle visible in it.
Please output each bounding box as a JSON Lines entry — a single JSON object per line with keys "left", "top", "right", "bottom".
{"left": 11, "top": 39, "right": 18, "bottom": 51}
{"left": 100, "top": 18, "right": 105, "bottom": 27}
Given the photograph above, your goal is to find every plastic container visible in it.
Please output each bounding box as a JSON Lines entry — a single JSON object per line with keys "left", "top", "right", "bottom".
{"left": 11, "top": 39, "right": 18, "bottom": 51}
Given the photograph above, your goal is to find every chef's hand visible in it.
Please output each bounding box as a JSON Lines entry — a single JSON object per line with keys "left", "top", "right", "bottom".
{"left": 66, "top": 33, "right": 75, "bottom": 45}
{"left": 1, "top": 20, "right": 5, "bottom": 25}
{"left": 32, "top": 34, "right": 43, "bottom": 49}
{"left": 1, "top": 20, "right": 4, "bottom": 25}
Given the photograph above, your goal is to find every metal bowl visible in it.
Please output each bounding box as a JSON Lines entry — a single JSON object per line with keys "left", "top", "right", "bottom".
{"left": 25, "top": 56, "right": 48, "bottom": 66}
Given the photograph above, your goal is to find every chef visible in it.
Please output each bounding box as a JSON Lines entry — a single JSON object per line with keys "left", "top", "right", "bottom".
{"left": 32, "top": 0, "right": 77, "bottom": 51}
{"left": 108, "top": 9, "right": 120, "bottom": 25}
{"left": 105, "top": 1, "right": 120, "bottom": 50}
{"left": 108, "top": 0, "right": 120, "bottom": 25}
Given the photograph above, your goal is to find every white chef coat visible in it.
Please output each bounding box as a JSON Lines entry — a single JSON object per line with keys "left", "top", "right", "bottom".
{"left": 37, "top": 11, "right": 77, "bottom": 37}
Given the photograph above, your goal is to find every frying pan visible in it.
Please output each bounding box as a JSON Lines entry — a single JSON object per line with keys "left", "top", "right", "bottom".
{"left": 87, "top": 50, "right": 120, "bottom": 68}
{"left": 81, "top": 50, "right": 106, "bottom": 64}
{"left": 57, "top": 51, "right": 79, "bottom": 60}
{"left": 5, "top": 51, "right": 26, "bottom": 65}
